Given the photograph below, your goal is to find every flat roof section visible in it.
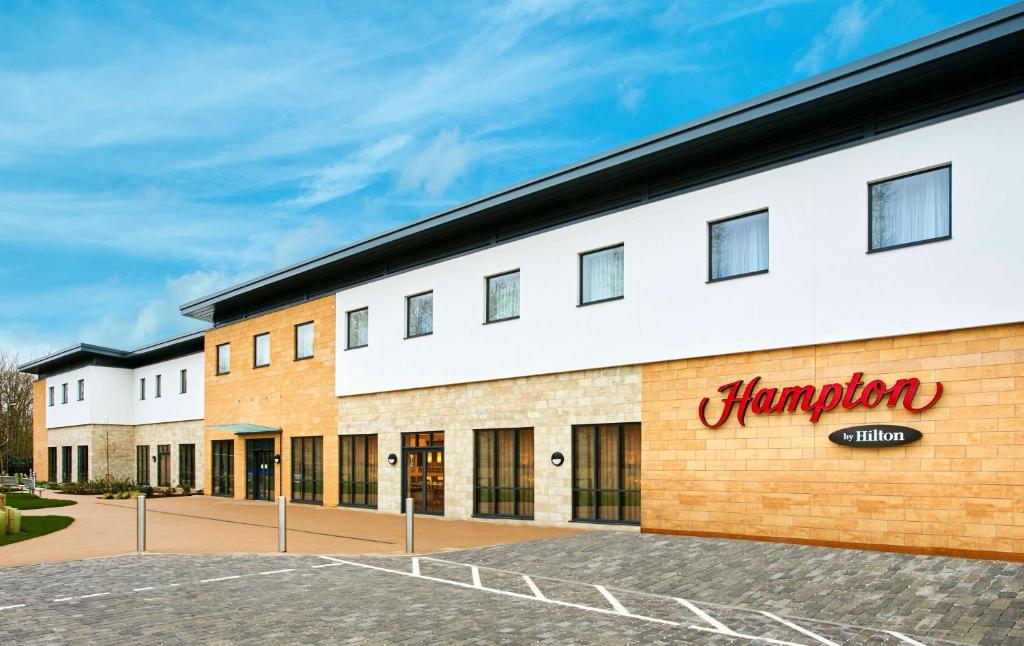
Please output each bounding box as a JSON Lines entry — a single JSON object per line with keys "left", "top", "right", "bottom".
{"left": 18, "top": 329, "right": 206, "bottom": 378}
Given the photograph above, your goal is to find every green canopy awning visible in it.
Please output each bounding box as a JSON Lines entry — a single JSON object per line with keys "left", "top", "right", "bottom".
{"left": 208, "top": 423, "right": 282, "bottom": 435}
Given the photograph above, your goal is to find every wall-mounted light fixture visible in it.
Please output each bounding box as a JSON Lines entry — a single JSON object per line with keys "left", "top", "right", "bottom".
{"left": 387, "top": 453, "right": 398, "bottom": 466}
{"left": 273, "top": 454, "right": 281, "bottom": 464}
{"left": 151, "top": 455, "right": 156, "bottom": 463}
{"left": 550, "top": 452, "right": 564, "bottom": 467}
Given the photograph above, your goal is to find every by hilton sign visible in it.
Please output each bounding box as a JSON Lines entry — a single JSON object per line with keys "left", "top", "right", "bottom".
{"left": 698, "top": 372, "right": 943, "bottom": 428}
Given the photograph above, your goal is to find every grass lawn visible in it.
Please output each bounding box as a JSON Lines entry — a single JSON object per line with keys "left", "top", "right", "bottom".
{"left": 0, "top": 516, "right": 74, "bottom": 546}
{"left": 4, "top": 493, "right": 77, "bottom": 510}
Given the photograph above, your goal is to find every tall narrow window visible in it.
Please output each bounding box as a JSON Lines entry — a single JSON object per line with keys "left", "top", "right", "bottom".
{"left": 406, "top": 291, "right": 433, "bottom": 338}
{"left": 61, "top": 383, "right": 68, "bottom": 404}
{"left": 572, "top": 423, "right": 640, "bottom": 525}
{"left": 155, "top": 374, "right": 162, "bottom": 398}
{"left": 339, "top": 434, "right": 378, "bottom": 508}
{"left": 48, "top": 447, "right": 57, "bottom": 481}
{"left": 179, "top": 444, "right": 195, "bottom": 489}
{"left": 475, "top": 428, "right": 533, "bottom": 519}
{"left": 295, "top": 321, "right": 315, "bottom": 359}
{"left": 291, "top": 436, "right": 324, "bottom": 504}
{"left": 486, "top": 270, "right": 520, "bottom": 323}
{"left": 77, "top": 379, "right": 85, "bottom": 401}
{"left": 77, "top": 445, "right": 89, "bottom": 482}
{"left": 180, "top": 369, "right": 187, "bottom": 394}
{"left": 136, "top": 446, "right": 150, "bottom": 485}
{"left": 709, "top": 210, "right": 769, "bottom": 281}
{"left": 157, "top": 445, "right": 171, "bottom": 486}
{"left": 61, "top": 446, "right": 72, "bottom": 483}
{"left": 870, "top": 165, "right": 951, "bottom": 252}
{"left": 48, "top": 386, "right": 54, "bottom": 407}
{"left": 346, "top": 309, "right": 368, "bottom": 349}
{"left": 216, "top": 343, "right": 230, "bottom": 375}
{"left": 211, "top": 440, "right": 234, "bottom": 496}
{"left": 580, "top": 244, "right": 624, "bottom": 305}
{"left": 254, "top": 333, "right": 270, "bottom": 368}
{"left": 139, "top": 378, "right": 146, "bottom": 401}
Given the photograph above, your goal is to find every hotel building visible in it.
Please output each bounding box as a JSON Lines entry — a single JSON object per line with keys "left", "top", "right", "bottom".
{"left": 22, "top": 6, "right": 1024, "bottom": 559}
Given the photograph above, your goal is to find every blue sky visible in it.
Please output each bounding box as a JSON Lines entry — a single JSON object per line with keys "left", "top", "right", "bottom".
{"left": 1, "top": 0, "right": 1013, "bottom": 360}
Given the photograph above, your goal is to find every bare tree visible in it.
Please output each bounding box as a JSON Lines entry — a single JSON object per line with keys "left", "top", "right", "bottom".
{"left": 0, "top": 351, "right": 34, "bottom": 473}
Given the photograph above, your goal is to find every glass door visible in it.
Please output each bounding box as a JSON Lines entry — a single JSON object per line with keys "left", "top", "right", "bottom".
{"left": 402, "top": 432, "right": 444, "bottom": 515}
{"left": 246, "top": 438, "right": 276, "bottom": 501}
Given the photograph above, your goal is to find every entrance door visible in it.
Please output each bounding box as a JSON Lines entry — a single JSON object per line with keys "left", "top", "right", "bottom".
{"left": 246, "top": 438, "right": 276, "bottom": 501}
{"left": 402, "top": 432, "right": 444, "bottom": 515}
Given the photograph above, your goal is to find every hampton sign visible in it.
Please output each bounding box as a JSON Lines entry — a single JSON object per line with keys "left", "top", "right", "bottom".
{"left": 828, "top": 425, "right": 922, "bottom": 448}
{"left": 698, "top": 372, "right": 943, "bottom": 428}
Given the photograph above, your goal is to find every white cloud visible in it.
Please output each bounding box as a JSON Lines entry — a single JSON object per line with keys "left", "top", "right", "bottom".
{"left": 795, "top": 1, "right": 871, "bottom": 76}
{"left": 283, "top": 135, "right": 412, "bottom": 208}
{"left": 617, "top": 78, "right": 646, "bottom": 113}
{"left": 399, "top": 130, "right": 474, "bottom": 197}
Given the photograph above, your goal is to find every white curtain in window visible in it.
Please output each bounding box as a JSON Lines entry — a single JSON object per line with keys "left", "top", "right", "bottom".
{"left": 347, "top": 311, "right": 366, "bottom": 348}
{"left": 871, "top": 167, "right": 950, "bottom": 250}
{"left": 407, "top": 293, "right": 433, "bottom": 336}
{"left": 581, "top": 246, "right": 624, "bottom": 303}
{"left": 710, "top": 211, "right": 768, "bottom": 280}
{"left": 297, "top": 322, "right": 315, "bottom": 356}
{"left": 487, "top": 272, "right": 520, "bottom": 321}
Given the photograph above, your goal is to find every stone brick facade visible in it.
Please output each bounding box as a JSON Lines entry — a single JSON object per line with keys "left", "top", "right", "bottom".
{"left": 204, "top": 295, "right": 338, "bottom": 504}
{"left": 339, "top": 366, "right": 641, "bottom": 525}
{"left": 641, "top": 322, "right": 1024, "bottom": 559}
{"left": 46, "top": 424, "right": 134, "bottom": 482}
{"left": 32, "top": 379, "right": 47, "bottom": 479}
{"left": 135, "top": 420, "right": 205, "bottom": 488}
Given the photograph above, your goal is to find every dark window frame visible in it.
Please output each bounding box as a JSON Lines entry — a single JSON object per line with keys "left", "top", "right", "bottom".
{"left": 345, "top": 308, "right": 369, "bottom": 350}
{"left": 211, "top": 439, "right": 234, "bottom": 497}
{"left": 48, "top": 386, "right": 54, "bottom": 407}
{"left": 216, "top": 342, "right": 231, "bottom": 376}
{"left": 473, "top": 427, "right": 534, "bottom": 520}
{"left": 571, "top": 422, "right": 641, "bottom": 526}
{"left": 867, "top": 163, "right": 953, "bottom": 254}
{"left": 484, "top": 269, "right": 521, "bottom": 324}
{"left": 180, "top": 369, "right": 187, "bottom": 394}
{"left": 77, "top": 445, "right": 89, "bottom": 482}
{"left": 179, "top": 444, "right": 196, "bottom": 489}
{"left": 139, "top": 377, "right": 146, "bottom": 401}
{"left": 136, "top": 445, "right": 150, "bottom": 486}
{"left": 77, "top": 378, "right": 85, "bottom": 401}
{"left": 578, "top": 243, "right": 625, "bottom": 307}
{"left": 61, "top": 446, "right": 72, "bottom": 483}
{"left": 405, "top": 290, "right": 434, "bottom": 339}
{"left": 707, "top": 208, "right": 770, "bottom": 283}
{"left": 48, "top": 446, "right": 57, "bottom": 480}
{"left": 253, "top": 332, "right": 271, "bottom": 369}
{"left": 155, "top": 374, "right": 162, "bottom": 398}
{"left": 339, "top": 434, "right": 378, "bottom": 509}
{"left": 157, "top": 444, "right": 171, "bottom": 487}
{"left": 61, "top": 382, "right": 68, "bottom": 404}
{"left": 294, "top": 320, "right": 315, "bottom": 360}
{"left": 291, "top": 435, "right": 324, "bottom": 505}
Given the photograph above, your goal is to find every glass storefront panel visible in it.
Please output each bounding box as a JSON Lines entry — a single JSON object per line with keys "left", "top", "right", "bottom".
{"left": 291, "top": 436, "right": 323, "bottom": 504}
{"left": 211, "top": 440, "right": 234, "bottom": 496}
{"left": 474, "top": 428, "right": 533, "bottom": 519}
{"left": 572, "top": 423, "right": 641, "bottom": 525}
{"left": 339, "top": 434, "right": 377, "bottom": 508}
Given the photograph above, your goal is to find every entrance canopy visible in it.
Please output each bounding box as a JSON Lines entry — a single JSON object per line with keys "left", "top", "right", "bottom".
{"left": 208, "top": 423, "right": 282, "bottom": 435}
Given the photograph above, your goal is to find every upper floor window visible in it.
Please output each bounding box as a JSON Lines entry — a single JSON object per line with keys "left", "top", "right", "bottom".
{"left": 216, "top": 343, "right": 230, "bottom": 375}
{"left": 48, "top": 386, "right": 54, "bottom": 406}
{"left": 295, "top": 321, "right": 315, "bottom": 359}
{"left": 77, "top": 379, "right": 85, "bottom": 401}
{"left": 406, "top": 291, "right": 433, "bottom": 338}
{"left": 61, "top": 383, "right": 68, "bottom": 404}
{"left": 139, "top": 377, "right": 146, "bottom": 400}
{"left": 579, "top": 244, "right": 624, "bottom": 305}
{"left": 155, "top": 374, "right": 162, "bottom": 398}
{"left": 180, "top": 369, "right": 187, "bottom": 394}
{"left": 486, "top": 270, "right": 520, "bottom": 323}
{"left": 254, "top": 333, "right": 270, "bottom": 368}
{"left": 869, "top": 165, "right": 951, "bottom": 252}
{"left": 709, "top": 210, "right": 768, "bottom": 282}
{"left": 346, "top": 309, "right": 368, "bottom": 349}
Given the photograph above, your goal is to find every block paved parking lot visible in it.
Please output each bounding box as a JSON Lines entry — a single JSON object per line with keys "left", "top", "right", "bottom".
{"left": 1, "top": 533, "right": 1022, "bottom": 645}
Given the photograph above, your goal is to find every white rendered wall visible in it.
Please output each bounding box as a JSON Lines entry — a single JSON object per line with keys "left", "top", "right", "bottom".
{"left": 332, "top": 99, "right": 1023, "bottom": 396}
{"left": 132, "top": 353, "right": 204, "bottom": 425}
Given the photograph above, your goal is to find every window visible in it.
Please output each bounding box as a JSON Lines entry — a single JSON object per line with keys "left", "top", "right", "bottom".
{"left": 77, "top": 379, "right": 85, "bottom": 401}
{"left": 179, "top": 444, "right": 195, "bottom": 489}
{"left": 346, "top": 309, "right": 368, "bottom": 349}
{"left": 254, "top": 333, "right": 270, "bottom": 368}
{"left": 157, "top": 445, "right": 171, "bottom": 487}
{"left": 580, "top": 244, "right": 624, "bottom": 305}
{"left": 61, "top": 446, "right": 72, "bottom": 483}
{"left": 216, "top": 343, "right": 230, "bottom": 375}
{"left": 572, "top": 423, "right": 641, "bottom": 525}
{"left": 869, "top": 165, "right": 951, "bottom": 252}
{"left": 61, "top": 383, "right": 68, "bottom": 404}
{"left": 77, "top": 445, "right": 89, "bottom": 482}
{"left": 211, "top": 440, "right": 234, "bottom": 496}
{"left": 291, "top": 436, "right": 324, "bottom": 504}
{"left": 339, "top": 435, "right": 377, "bottom": 508}
{"left": 155, "top": 374, "right": 162, "bottom": 398}
{"left": 48, "top": 386, "right": 54, "bottom": 407}
{"left": 180, "top": 369, "right": 187, "bottom": 394}
{"left": 136, "top": 446, "right": 150, "bottom": 485}
{"left": 475, "top": 428, "right": 533, "bottom": 519}
{"left": 139, "top": 378, "right": 146, "bottom": 401}
{"left": 296, "top": 321, "right": 315, "bottom": 359}
{"left": 486, "top": 271, "right": 520, "bottom": 323}
{"left": 709, "top": 210, "right": 769, "bottom": 281}
{"left": 406, "top": 291, "right": 433, "bottom": 338}
{"left": 48, "top": 447, "right": 57, "bottom": 481}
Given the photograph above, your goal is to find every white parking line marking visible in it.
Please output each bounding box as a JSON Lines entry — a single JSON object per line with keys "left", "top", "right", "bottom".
{"left": 886, "top": 630, "right": 928, "bottom": 646}
{"left": 0, "top": 604, "right": 26, "bottom": 610}
{"left": 689, "top": 624, "right": 809, "bottom": 646}
{"left": 522, "top": 575, "right": 546, "bottom": 600}
{"left": 761, "top": 611, "right": 840, "bottom": 646}
{"left": 258, "top": 569, "right": 295, "bottom": 575}
{"left": 471, "top": 565, "right": 482, "bottom": 589}
{"left": 53, "top": 597, "right": 73, "bottom": 602}
{"left": 675, "top": 597, "right": 734, "bottom": 633}
{"left": 319, "top": 556, "right": 346, "bottom": 562}
{"left": 595, "top": 585, "right": 628, "bottom": 615}
{"left": 200, "top": 576, "right": 240, "bottom": 583}
{"left": 132, "top": 587, "right": 155, "bottom": 592}
{"left": 411, "top": 557, "right": 421, "bottom": 577}
{"left": 79, "top": 593, "right": 110, "bottom": 599}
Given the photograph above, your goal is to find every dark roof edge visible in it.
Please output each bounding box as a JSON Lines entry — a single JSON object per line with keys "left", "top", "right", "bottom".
{"left": 17, "top": 328, "right": 207, "bottom": 374}
{"left": 176, "top": 3, "right": 1024, "bottom": 318}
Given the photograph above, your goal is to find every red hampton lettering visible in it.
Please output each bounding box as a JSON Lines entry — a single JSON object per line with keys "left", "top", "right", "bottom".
{"left": 697, "top": 372, "right": 943, "bottom": 428}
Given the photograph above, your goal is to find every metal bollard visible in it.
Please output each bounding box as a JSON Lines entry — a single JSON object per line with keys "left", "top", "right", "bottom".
{"left": 278, "top": 496, "right": 287, "bottom": 553}
{"left": 137, "top": 494, "right": 146, "bottom": 552}
{"left": 405, "top": 497, "right": 414, "bottom": 553}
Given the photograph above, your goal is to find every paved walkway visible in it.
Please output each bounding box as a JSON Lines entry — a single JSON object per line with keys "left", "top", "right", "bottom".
{"left": 0, "top": 491, "right": 580, "bottom": 567}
